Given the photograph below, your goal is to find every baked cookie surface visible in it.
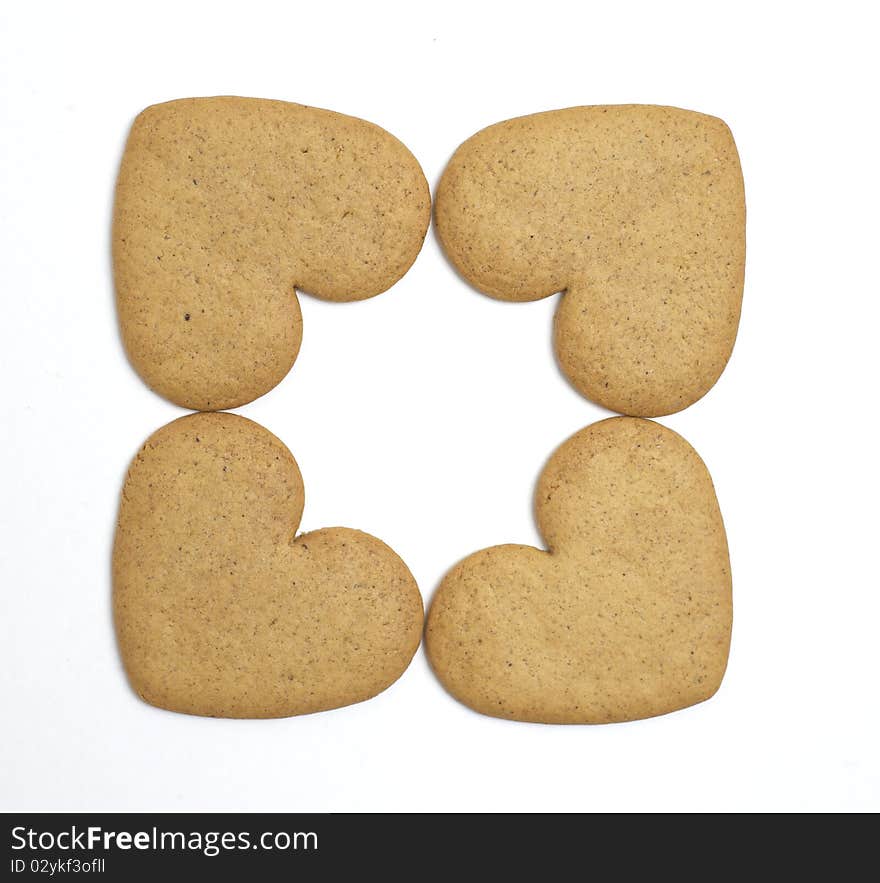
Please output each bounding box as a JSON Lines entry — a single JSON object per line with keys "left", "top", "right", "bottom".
{"left": 426, "top": 417, "right": 732, "bottom": 724}
{"left": 113, "top": 412, "right": 423, "bottom": 718}
{"left": 435, "top": 105, "right": 745, "bottom": 416}
{"left": 114, "top": 97, "right": 430, "bottom": 410}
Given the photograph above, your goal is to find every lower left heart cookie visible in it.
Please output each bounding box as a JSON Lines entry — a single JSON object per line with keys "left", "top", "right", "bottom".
{"left": 113, "top": 412, "right": 423, "bottom": 718}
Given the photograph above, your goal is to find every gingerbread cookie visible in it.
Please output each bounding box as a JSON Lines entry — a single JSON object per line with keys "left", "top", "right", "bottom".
{"left": 113, "top": 412, "right": 423, "bottom": 718}
{"left": 114, "top": 97, "right": 430, "bottom": 410}
{"left": 435, "top": 105, "right": 745, "bottom": 417}
{"left": 426, "top": 417, "right": 732, "bottom": 724}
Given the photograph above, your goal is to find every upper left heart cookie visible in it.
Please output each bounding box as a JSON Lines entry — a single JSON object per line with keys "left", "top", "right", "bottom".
{"left": 113, "top": 97, "right": 430, "bottom": 410}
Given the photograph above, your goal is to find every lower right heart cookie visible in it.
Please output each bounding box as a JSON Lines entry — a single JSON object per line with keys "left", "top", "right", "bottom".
{"left": 425, "top": 417, "right": 732, "bottom": 724}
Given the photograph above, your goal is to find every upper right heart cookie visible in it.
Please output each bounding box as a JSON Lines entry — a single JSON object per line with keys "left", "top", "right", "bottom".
{"left": 435, "top": 105, "right": 745, "bottom": 417}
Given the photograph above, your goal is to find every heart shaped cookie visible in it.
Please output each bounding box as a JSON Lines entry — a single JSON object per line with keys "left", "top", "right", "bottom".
{"left": 114, "top": 96, "right": 430, "bottom": 411}
{"left": 435, "top": 105, "right": 745, "bottom": 417}
{"left": 426, "top": 417, "right": 731, "bottom": 723}
{"left": 113, "top": 412, "right": 423, "bottom": 718}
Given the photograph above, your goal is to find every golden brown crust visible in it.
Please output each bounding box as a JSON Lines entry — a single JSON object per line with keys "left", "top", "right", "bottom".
{"left": 114, "top": 97, "right": 431, "bottom": 410}
{"left": 113, "top": 412, "right": 423, "bottom": 718}
{"left": 435, "top": 105, "right": 745, "bottom": 417}
{"left": 425, "top": 417, "right": 732, "bottom": 724}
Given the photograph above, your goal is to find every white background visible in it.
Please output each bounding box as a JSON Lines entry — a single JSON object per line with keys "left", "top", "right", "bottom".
{"left": 2, "top": 0, "right": 878, "bottom": 812}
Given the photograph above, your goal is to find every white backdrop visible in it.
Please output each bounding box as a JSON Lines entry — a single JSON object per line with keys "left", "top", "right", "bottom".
{"left": 1, "top": 0, "right": 877, "bottom": 812}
